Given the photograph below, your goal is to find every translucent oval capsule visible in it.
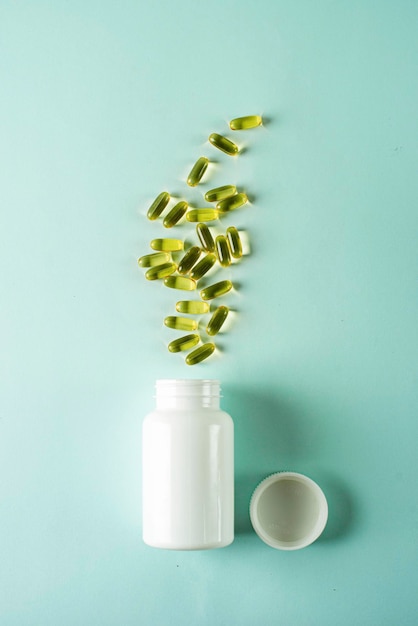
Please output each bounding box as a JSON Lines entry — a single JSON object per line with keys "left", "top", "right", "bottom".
{"left": 226, "top": 226, "right": 243, "bottom": 259}
{"left": 150, "top": 238, "right": 184, "bottom": 252}
{"left": 215, "top": 235, "right": 231, "bottom": 268}
{"left": 168, "top": 333, "right": 200, "bottom": 353}
{"left": 206, "top": 306, "right": 229, "bottom": 336}
{"left": 229, "top": 115, "right": 263, "bottom": 130}
{"left": 186, "top": 208, "right": 219, "bottom": 222}
{"left": 164, "top": 275, "right": 196, "bottom": 291}
{"left": 164, "top": 316, "right": 198, "bottom": 331}
{"left": 147, "top": 191, "right": 170, "bottom": 221}
{"left": 216, "top": 193, "right": 248, "bottom": 212}
{"left": 196, "top": 223, "right": 215, "bottom": 252}
{"left": 190, "top": 253, "right": 216, "bottom": 280}
{"left": 208, "top": 133, "right": 239, "bottom": 156}
{"left": 205, "top": 185, "right": 237, "bottom": 203}
{"left": 177, "top": 246, "right": 201, "bottom": 274}
{"left": 187, "top": 156, "right": 209, "bottom": 187}
{"left": 138, "top": 252, "right": 170, "bottom": 268}
{"left": 186, "top": 342, "right": 215, "bottom": 365}
{"left": 200, "top": 280, "right": 233, "bottom": 301}
{"left": 145, "top": 262, "right": 177, "bottom": 281}
{"left": 176, "top": 300, "right": 210, "bottom": 314}
{"left": 163, "top": 201, "right": 188, "bottom": 228}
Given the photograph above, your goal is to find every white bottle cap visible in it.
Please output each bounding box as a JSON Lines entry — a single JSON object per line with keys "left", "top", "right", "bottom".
{"left": 250, "top": 472, "right": 328, "bottom": 550}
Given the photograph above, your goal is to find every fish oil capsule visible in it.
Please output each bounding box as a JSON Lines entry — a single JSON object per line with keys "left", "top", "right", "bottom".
{"left": 164, "top": 275, "right": 196, "bottom": 291}
{"left": 138, "top": 252, "right": 170, "bottom": 267}
{"left": 186, "top": 208, "right": 219, "bottom": 223}
{"left": 164, "top": 316, "right": 198, "bottom": 331}
{"left": 178, "top": 246, "right": 201, "bottom": 275}
{"left": 205, "top": 185, "right": 237, "bottom": 203}
{"left": 145, "top": 262, "right": 177, "bottom": 281}
{"left": 147, "top": 191, "right": 170, "bottom": 221}
{"left": 190, "top": 253, "right": 216, "bottom": 280}
{"left": 206, "top": 306, "right": 229, "bottom": 336}
{"left": 163, "top": 201, "right": 188, "bottom": 228}
{"left": 215, "top": 235, "right": 231, "bottom": 268}
{"left": 229, "top": 115, "right": 263, "bottom": 130}
{"left": 196, "top": 223, "right": 215, "bottom": 252}
{"left": 216, "top": 193, "right": 248, "bottom": 212}
{"left": 226, "top": 226, "right": 243, "bottom": 259}
{"left": 187, "top": 156, "right": 209, "bottom": 187}
{"left": 150, "top": 238, "right": 184, "bottom": 252}
{"left": 186, "top": 342, "right": 215, "bottom": 365}
{"left": 208, "top": 133, "right": 239, "bottom": 156}
{"left": 200, "top": 280, "right": 233, "bottom": 301}
{"left": 176, "top": 300, "right": 210, "bottom": 314}
{"left": 168, "top": 333, "right": 200, "bottom": 353}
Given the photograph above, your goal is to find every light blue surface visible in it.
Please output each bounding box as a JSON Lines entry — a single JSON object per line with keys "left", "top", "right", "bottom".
{"left": 1, "top": 1, "right": 418, "bottom": 624}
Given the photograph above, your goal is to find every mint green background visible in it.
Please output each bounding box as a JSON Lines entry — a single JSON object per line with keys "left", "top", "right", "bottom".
{"left": 1, "top": 1, "right": 417, "bottom": 624}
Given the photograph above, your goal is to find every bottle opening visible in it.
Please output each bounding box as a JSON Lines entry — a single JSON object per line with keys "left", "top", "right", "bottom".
{"left": 155, "top": 379, "right": 221, "bottom": 398}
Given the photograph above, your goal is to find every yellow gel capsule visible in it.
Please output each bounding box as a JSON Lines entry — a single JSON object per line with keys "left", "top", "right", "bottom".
{"left": 163, "top": 201, "right": 188, "bottom": 228}
{"left": 208, "top": 133, "right": 239, "bottom": 156}
{"left": 145, "top": 262, "right": 177, "bottom": 281}
{"left": 229, "top": 115, "right": 262, "bottom": 130}
{"left": 150, "top": 238, "right": 184, "bottom": 252}
{"left": 186, "top": 208, "right": 219, "bottom": 223}
{"left": 138, "top": 252, "right": 170, "bottom": 268}
{"left": 176, "top": 300, "right": 210, "bottom": 314}
{"left": 215, "top": 235, "right": 231, "bottom": 268}
{"left": 187, "top": 156, "right": 209, "bottom": 187}
{"left": 164, "top": 275, "right": 196, "bottom": 291}
{"left": 186, "top": 342, "right": 215, "bottom": 365}
{"left": 200, "top": 280, "right": 233, "bottom": 301}
{"left": 206, "top": 306, "right": 229, "bottom": 336}
{"left": 190, "top": 253, "right": 216, "bottom": 280}
{"left": 196, "top": 223, "right": 215, "bottom": 252}
{"left": 164, "top": 316, "right": 198, "bottom": 331}
{"left": 205, "top": 185, "right": 237, "bottom": 203}
{"left": 147, "top": 191, "right": 170, "bottom": 221}
{"left": 178, "top": 246, "right": 201, "bottom": 275}
{"left": 216, "top": 193, "right": 248, "bottom": 212}
{"left": 168, "top": 333, "right": 200, "bottom": 353}
{"left": 226, "top": 226, "right": 243, "bottom": 259}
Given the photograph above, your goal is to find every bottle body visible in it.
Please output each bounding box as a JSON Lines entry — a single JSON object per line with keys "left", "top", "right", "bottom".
{"left": 142, "top": 380, "right": 234, "bottom": 550}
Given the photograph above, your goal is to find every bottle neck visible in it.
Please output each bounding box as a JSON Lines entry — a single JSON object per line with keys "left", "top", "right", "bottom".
{"left": 155, "top": 379, "right": 221, "bottom": 410}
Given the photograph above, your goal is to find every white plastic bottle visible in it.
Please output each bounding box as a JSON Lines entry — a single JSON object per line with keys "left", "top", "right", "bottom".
{"left": 142, "top": 379, "right": 234, "bottom": 550}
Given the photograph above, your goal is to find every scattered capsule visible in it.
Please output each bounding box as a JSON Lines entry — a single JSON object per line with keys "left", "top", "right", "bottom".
{"left": 163, "top": 200, "right": 188, "bottom": 228}
{"left": 206, "top": 306, "right": 229, "bottom": 336}
{"left": 186, "top": 208, "right": 219, "bottom": 222}
{"left": 229, "top": 115, "right": 263, "bottom": 130}
{"left": 168, "top": 333, "right": 200, "bottom": 353}
{"left": 215, "top": 235, "right": 231, "bottom": 268}
{"left": 190, "top": 253, "right": 216, "bottom": 280}
{"left": 187, "top": 156, "right": 209, "bottom": 187}
{"left": 164, "top": 275, "right": 196, "bottom": 291}
{"left": 176, "top": 300, "right": 210, "bottom": 314}
{"left": 216, "top": 193, "right": 248, "bottom": 212}
{"left": 208, "top": 133, "right": 239, "bottom": 156}
{"left": 205, "top": 185, "right": 237, "bottom": 203}
{"left": 145, "top": 262, "right": 177, "bottom": 281}
{"left": 178, "top": 246, "right": 201, "bottom": 275}
{"left": 186, "top": 342, "right": 215, "bottom": 365}
{"left": 226, "top": 226, "right": 243, "bottom": 259}
{"left": 138, "top": 252, "right": 170, "bottom": 268}
{"left": 147, "top": 191, "right": 170, "bottom": 221}
{"left": 200, "top": 280, "right": 233, "bottom": 301}
{"left": 196, "top": 223, "right": 215, "bottom": 252}
{"left": 150, "top": 238, "right": 184, "bottom": 252}
{"left": 164, "top": 316, "right": 198, "bottom": 331}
